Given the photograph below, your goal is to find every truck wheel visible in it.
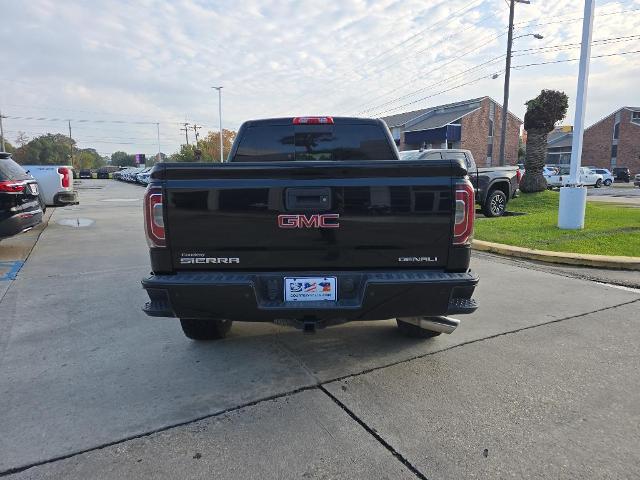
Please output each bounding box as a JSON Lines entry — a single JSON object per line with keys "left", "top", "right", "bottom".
{"left": 180, "top": 318, "right": 232, "bottom": 340}
{"left": 482, "top": 189, "right": 507, "bottom": 217}
{"left": 396, "top": 319, "right": 441, "bottom": 338}
{"left": 594, "top": 179, "right": 603, "bottom": 188}
{"left": 603, "top": 179, "right": 612, "bottom": 186}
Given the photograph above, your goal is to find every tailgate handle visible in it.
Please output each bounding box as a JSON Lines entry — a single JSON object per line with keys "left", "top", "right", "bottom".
{"left": 285, "top": 188, "right": 331, "bottom": 211}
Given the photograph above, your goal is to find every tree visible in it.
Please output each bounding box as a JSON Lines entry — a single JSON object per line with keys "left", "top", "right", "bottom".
{"left": 16, "top": 133, "right": 74, "bottom": 165}
{"left": 520, "top": 89, "right": 569, "bottom": 193}
{"left": 169, "top": 144, "right": 196, "bottom": 162}
{"left": 15, "top": 131, "right": 29, "bottom": 148}
{"left": 2, "top": 140, "right": 15, "bottom": 153}
{"left": 166, "top": 129, "right": 237, "bottom": 163}
{"left": 76, "top": 148, "right": 106, "bottom": 169}
{"left": 110, "top": 151, "right": 136, "bottom": 167}
{"left": 197, "top": 129, "right": 237, "bottom": 162}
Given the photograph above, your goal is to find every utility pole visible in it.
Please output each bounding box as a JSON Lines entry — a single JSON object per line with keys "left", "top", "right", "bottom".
{"left": 558, "top": 0, "right": 595, "bottom": 230}
{"left": 212, "top": 86, "right": 224, "bottom": 162}
{"left": 0, "top": 109, "right": 5, "bottom": 152}
{"left": 498, "top": 0, "right": 516, "bottom": 166}
{"left": 180, "top": 122, "right": 190, "bottom": 146}
{"left": 156, "top": 123, "right": 161, "bottom": 162}
{"left": 191, "top": 123, "right": 202, "bottom": 143}
{"left": 498, "top": 0, "right": 533, "bottom": 166}
{"left": 68, "top": 120, "right": 74, "bottom": 169}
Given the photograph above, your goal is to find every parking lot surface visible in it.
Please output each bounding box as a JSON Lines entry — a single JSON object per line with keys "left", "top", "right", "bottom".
{"left": 1, "top": 180, "right": 639, "bottom": 478}
{"left": 587, "top": 182, "right": 640, "bottom": 206}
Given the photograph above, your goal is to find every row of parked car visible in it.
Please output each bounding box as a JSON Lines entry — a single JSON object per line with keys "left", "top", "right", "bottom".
{"left": 112, "top": 166, "right": 152, "bottom": 185}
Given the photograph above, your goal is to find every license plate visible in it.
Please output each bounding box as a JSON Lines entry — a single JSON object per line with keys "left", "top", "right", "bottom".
{"left": 29, "top": 184, "right": 39, "bottom": 195}
{"left": 284, "top": 277, "right": 337, "bottom": 302}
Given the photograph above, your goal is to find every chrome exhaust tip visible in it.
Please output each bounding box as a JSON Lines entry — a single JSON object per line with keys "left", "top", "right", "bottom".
{"left": 398, "top": 316, "right": 460, "bottom": 334}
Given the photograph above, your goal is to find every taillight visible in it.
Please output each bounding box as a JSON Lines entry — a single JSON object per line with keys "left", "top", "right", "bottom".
{"left": 516, "top": 169, "right": 522, "bottom": 184}
{"left": 453, "top": 179, "right": 475, "bottom": 245}
{"left": 58, "top": 167, "right": 71, "bottom": 188}
{"left": 0, "top": 181, "right": 26, "bottom": 192}
{"left": 292, "top": 116, "right": 334, "bottom": 125}
{"left": 144, "top": 186, "right": 165, "bottom": 247}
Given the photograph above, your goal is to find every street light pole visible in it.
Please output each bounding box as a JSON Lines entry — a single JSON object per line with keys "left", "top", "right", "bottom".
{"left": 0, "top": 109, "right": 6, "bottom": 152}
{"left": 156, "top": 123, "right": 161, "bottom": 162}
{"left": 212, "top": 86, "right": 224, "bottom": 162}
{"left": 558, "top": 0, "right": 595, "bottom": 230}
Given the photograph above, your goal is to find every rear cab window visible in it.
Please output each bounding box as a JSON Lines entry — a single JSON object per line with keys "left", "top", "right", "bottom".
{"left": 233, "top": 121, "right": 397, "bottom": 162}
{"left": 0, "top": 158, "right": 30, "bottom": 181}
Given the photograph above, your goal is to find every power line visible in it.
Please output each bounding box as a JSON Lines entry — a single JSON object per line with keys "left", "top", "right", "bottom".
{"left": 372, "top": 71, "right": 499, "bottom": 117}
{"left": 343, "top": 0, "right": 484, "bottom": 76}
{"left": 511, "top": 49, "right": 640, "bottom": 69}
{"left": 356, "top": 53, "right": 505, "bottom": 115}
{"left": 512, "top": 34, "right": 640, "bottom": 54}
{"left": 351, "top": 36, "right": 507, "bottom": 115}
{"left": 513, "top": 5, "right": 640, "bottom": 27}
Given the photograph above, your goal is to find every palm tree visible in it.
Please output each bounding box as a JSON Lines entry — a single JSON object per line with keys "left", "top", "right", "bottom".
{"left": 520, "top": 90, "right": 569, "bottom": 193}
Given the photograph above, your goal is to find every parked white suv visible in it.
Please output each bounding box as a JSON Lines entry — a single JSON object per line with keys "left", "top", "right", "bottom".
{"left": 590, "top": 168, "right": 614, "bottom": 186}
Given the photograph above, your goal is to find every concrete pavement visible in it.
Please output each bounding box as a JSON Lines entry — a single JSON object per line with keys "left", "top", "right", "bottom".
{"left": 1, "top": 179, "right": 639, "bottom": 478}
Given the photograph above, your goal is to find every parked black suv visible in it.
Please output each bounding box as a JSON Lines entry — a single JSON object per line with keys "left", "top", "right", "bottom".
{"left": 613, "top": 167, "right": 630, "bottom": 183}
{"left": 0, "top": 153, "right": 44, "bottom": 240}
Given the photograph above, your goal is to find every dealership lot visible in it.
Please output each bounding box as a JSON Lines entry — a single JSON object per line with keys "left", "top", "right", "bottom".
{"left": 1, "top": 180, "right": 639, "bottom": 478}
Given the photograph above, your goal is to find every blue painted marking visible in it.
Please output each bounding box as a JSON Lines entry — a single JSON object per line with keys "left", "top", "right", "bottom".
{"left": 0, "top": 261, "right": 24, "bottom": 281}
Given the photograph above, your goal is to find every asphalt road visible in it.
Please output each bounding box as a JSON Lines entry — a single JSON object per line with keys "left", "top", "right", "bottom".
{"left": 1, "top": 180, "right": 638, "bottom": 479}
{"left": 586, "top": 182, "right": 640, "bottom": 206}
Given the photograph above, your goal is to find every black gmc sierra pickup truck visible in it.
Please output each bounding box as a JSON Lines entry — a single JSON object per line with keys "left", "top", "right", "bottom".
{"left": 142, "top": 116, "right": 478, "bottom": 340}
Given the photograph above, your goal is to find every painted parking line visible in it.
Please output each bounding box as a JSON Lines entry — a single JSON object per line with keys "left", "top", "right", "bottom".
{"left": 0, "top": 261, "right": 25, "bottom": 281}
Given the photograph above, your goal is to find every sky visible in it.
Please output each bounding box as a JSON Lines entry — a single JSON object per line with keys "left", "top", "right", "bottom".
{"left": 1, "top": 0, "right": 639, "bottom": 158}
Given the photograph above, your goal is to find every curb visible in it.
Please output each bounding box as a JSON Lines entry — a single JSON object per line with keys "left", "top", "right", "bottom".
{"left": 472, "top": 239, "right": 640, "bottom": 271}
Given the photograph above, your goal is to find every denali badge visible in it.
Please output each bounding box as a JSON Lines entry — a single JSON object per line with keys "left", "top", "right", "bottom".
{"left": 180, "top": 257, "right": 240, "bottom": 264}
{"left": 278, "top": 213, "right": 340, "bottom": 229}
{"left": 398, "top": 256, "right": 438, "bottom": 263}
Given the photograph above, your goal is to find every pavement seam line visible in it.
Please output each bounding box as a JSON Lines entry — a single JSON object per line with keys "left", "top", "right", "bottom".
{"left": 323, "top": 297, "right": 640, "bottom": 386}
{"left": 318, "top": 384, "right": 430, "bottom": 480}
{"left": 0, "top": 384, "right": 320, "bottom": 477}
{"left": 2, "top": 297, "right": 638, "bottom": 477}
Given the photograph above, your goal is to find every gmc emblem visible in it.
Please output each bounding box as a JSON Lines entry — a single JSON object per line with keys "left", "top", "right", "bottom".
{"left": 278, "top": 213, "right": 340, "bottom": 229}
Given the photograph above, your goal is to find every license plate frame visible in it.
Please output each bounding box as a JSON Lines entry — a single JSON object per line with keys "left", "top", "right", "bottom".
{"left": 284, "top": 277, "right": 337, "bottom": 302}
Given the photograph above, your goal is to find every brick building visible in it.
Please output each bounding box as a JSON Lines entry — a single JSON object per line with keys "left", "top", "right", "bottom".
{"left": 545, "top": 108, "right": 640, "bottom": 174}
{"left": 582, "top": 107, "right": 640, "bottom": 173}
{"left": 381, "top": 97, "right": 522, "bottom": 166}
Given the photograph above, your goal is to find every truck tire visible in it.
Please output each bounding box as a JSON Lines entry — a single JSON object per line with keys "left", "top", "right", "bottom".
{"left": 180, "top": 318, "right": 232, "bottom": 340}
{"left": 396, "top": 319, "right": 441, "bottom": 338}
{"left": 604, "top": 179, "right": 612, "bottom": 186}
{"left": 482, "top": 189, "right": 507, "bottom": 217}
{"left": 594, "top": 178, "right": 603, "bottom": 188}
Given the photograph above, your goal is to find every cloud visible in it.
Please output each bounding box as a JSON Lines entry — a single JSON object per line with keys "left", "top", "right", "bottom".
{"left": 1, "top": 0, "right": 638, "bottom": 155}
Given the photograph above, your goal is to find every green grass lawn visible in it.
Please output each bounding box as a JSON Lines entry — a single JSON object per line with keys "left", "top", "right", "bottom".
{"left": 474, "top": 190, "right": 640, "bottom": 257}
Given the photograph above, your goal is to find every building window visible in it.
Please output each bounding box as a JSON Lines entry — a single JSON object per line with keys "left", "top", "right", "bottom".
{"left": 613, "top": 122, "right": 620, "bottom": 140}
{"left": 632, "top": 111, "right": 640, "bottom": 124}
{"left": 487, "top": 143, "right": 493, "bottom": 157}
{"left": 611, "top": 144, "right": 618, "bottom": 158}
{"left": 488, "top": 119, "right": 494, "bottom": 138}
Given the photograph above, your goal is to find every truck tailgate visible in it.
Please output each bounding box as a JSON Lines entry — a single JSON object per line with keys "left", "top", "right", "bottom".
{"left": 159, "top": 160, "right": 463, "bottom": 271}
